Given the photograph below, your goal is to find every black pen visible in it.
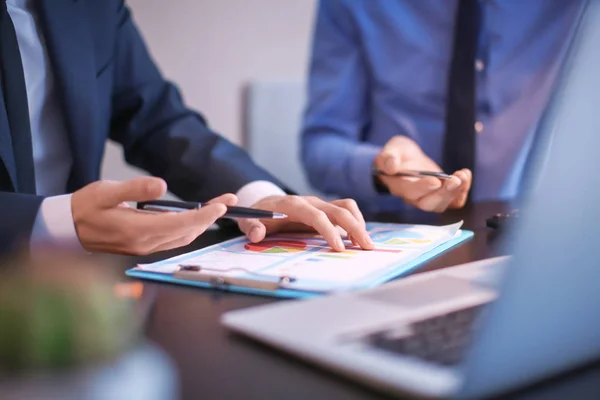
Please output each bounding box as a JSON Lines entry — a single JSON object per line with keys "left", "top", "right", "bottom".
{"left": 372, "top": 167, "right": 452, "bottom": 180}
{"left": 137, "top": 200, "right": 288, "bottom": 219}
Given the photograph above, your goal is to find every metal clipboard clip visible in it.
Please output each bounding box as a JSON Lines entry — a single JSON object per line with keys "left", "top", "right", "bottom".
{"left": 173, "top": 264, "right": 296, "bottom": 291}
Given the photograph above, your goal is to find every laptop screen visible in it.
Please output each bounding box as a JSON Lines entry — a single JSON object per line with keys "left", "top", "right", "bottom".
{"left": 461, "top": 0, "right": 600, "bottom": 397}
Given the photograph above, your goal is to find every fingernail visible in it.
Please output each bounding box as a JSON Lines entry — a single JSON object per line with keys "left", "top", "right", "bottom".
{"left": 250, "top": 227, "right": 260, "bottom": 240}
{"left": 364, "top": 235, "right": 374, "bottom": 246}
{"left": 336, "top": 237, "right": 345, "bottom": 250}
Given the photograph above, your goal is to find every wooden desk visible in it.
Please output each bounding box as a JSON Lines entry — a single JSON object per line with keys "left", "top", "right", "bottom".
{"left": 119, "top": 202, "right": 600, "bottom": 399}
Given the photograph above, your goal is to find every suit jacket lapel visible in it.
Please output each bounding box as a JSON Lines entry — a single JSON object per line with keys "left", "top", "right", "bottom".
{"left": 0, "top": 92, "right": 18, "bottom": 191}
{"left": 37, "top": 0, "right": 99, "bottom": 189}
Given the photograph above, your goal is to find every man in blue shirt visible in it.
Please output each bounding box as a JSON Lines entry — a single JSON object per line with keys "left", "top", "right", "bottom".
{"left": 301, "top": 0, "right": 585, "bottom": 213}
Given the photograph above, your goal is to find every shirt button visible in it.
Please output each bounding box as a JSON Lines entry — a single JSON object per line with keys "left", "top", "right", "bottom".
{"left": 474, "top": 121, "right": 484, "bottom": 133}
{"left": 475, "top": 59, "right": 485, "bottom": 72}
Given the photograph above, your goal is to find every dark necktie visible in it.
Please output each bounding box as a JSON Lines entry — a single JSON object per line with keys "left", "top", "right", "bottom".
{"left": 0, "top": 0, "right": 36, "bottom": 194}
{"left": 442, "top": 0, "right": 480, "bottom": 193}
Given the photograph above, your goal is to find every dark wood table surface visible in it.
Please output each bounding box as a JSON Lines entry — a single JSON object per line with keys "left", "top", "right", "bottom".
{"left": 115, "top": 202, "right": 600, "bottom": 400}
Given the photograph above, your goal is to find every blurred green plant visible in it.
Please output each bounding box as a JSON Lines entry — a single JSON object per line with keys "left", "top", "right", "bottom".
{"left": 0, "top": 253, "right": 139, "bottom": 374}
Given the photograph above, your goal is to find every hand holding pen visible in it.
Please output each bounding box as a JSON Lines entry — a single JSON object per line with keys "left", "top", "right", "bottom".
{"left": 136, "top": 190, "right": 374, "bottom": 253}
{"left": 71, "top": 178, "right": 241, "bottom": 256}
{"left": 374, "top": 136, "right": 472, "bottom": 212}
{"left": 70, "top": 177, "right": 373, "bottom": 256}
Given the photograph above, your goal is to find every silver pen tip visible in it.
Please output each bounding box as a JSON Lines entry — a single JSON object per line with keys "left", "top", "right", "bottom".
{"left": 273, "top": 212, "right": 288, "bottom": 219}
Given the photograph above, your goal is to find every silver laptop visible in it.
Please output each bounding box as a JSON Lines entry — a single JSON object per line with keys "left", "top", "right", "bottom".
{"left": 222, "top": 2, "right": 600, "bottom": 398}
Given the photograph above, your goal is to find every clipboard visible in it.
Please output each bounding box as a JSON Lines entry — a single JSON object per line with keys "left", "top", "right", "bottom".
{"left": 126, "top": 229, "right": 474, "bottom": 299}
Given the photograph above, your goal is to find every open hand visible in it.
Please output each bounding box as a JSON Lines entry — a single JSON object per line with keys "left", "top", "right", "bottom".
{"left": 71, "top": 177, "right": 237, "bottom": 255}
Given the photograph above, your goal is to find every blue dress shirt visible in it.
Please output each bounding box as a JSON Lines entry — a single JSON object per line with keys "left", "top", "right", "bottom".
{"left": 301, "top": 0, "right": 585, "bottom": 213}
{"left": 8, "top": 0, "right": 72, "bottom": 196}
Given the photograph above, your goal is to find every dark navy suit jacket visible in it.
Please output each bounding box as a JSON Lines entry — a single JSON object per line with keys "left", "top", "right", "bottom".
{"left": 0, "top": 0, "right": 282, "bottom": 252}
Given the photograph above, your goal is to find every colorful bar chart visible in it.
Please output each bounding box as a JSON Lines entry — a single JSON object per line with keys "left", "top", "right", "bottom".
{"left": 244, "top": 240, "right": 308, "bottom": 254}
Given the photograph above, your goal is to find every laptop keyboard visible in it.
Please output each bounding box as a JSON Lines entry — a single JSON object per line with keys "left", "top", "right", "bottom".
{"left": 366, "top": 304, "right": 486, "bottom": 366}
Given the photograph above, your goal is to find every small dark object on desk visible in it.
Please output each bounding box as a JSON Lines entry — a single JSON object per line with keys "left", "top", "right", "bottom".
{"left": 486, "top": 210, "right": 520, "bottom": 230}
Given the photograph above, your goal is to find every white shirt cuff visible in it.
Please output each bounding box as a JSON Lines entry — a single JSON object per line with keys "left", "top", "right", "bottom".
{"left": 235, "top": 180, "right": 286, "bottom": 207}
{"left": 30, "top": 194, "right": 84, "bottom": 251}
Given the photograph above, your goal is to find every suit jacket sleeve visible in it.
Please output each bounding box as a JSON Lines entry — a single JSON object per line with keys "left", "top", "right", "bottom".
{"left": 108, "top": 2, "right": 285, "bottom": 201}
{"left": 0, "top": 193, "right": 44, "bottom": 254}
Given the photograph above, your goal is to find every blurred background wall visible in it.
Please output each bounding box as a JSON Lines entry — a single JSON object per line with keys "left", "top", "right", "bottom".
{"left": 101, "top": 0, "right": 317, "bottom": 186}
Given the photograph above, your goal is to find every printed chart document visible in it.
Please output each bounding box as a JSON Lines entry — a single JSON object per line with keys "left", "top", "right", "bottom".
{"left": 134, "top": 221, "right": 466, "bottom": 293}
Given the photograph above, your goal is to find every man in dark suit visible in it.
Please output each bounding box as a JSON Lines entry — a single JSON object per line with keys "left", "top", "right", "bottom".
{"left": 0, "top": 0, "right": 374, "bottom": 255}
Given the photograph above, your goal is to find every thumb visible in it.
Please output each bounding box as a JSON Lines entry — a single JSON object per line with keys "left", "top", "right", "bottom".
{"left": 378, "top": 152, "right": 400, "bottom": 175}
{"left": 237, "top": 218, "right": 267, "bottom": 243}
{"left": 206, "top": 193, "right": 238, "bottom": 206}
{"left": 187, "top": 203, "right": 229, "bottom": 229}
{"left": 97, "top": 177, "right": 167, "bottom": 208}
{"left": 377, "top": 136, "right": 425, "bottom": 174}
{"left": 377, "top": 137, "right": 409, "bottom": 174}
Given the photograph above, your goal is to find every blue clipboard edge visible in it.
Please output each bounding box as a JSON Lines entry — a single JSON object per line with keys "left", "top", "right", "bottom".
{"left": 125, "top": 230, "right": 474, "bottom": 300}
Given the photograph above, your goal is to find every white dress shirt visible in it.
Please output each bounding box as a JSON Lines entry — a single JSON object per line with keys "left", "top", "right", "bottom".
{"left": 7, "top": 0, "right": 285, "bottom": 250}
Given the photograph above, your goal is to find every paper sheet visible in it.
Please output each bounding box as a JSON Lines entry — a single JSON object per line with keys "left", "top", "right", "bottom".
{"left": 135, "top": 221, "right": 463, "bottom": 292}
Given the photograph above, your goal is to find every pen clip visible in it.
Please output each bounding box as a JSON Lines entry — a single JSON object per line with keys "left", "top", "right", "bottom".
{"left": 174, "top": 264, "right": 296, "bottom": 291}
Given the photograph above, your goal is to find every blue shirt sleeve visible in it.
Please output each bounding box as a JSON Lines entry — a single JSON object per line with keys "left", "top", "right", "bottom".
{"left": 301, "top": 0, "right": 384, "bottom": 203}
